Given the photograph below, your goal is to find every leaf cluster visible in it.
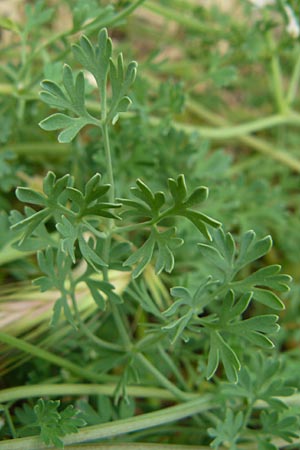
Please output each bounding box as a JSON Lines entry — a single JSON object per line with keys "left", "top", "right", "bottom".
{"left": 15, "top": 398, "right": 85, "bottom": 448}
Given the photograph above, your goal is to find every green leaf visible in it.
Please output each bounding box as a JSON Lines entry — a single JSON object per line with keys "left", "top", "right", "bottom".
{"left": 119, "top": 175, "right": 219, "bottom": 241}
{"left": 124, "top": 227, "right": 182, "bottom": 278}
{"left": 40, "top": 113, "right": 91, "bottom": 143}
{"left": 236, "top": 233, "right": 272, "bottom": 270}
{"left": 207, "top": 331, "right": 240, "bottom": 383}
{"left": 124, "top": 232, "right": 156, "bottom": 278}
{"left": 56, "top": 216, "right": 78, "bottom": 263}
{"left": 40, "top": 64, "right": 98, "bottom": 142}
{"left": 85, "top": 279, "right": 121, "bottom": 309}
{"left": 168, "top": 174, "right": 221, "bottom": 239}
{"left": 209, "top": 409, "right": 243, "bottom": 449}
{"left": 78, "top": 235, "right": 107, "bottom": 271}
{"left": 72, "top": 29, "right": 112, "bottom": 92}
{"left": 33, "top": 399, "right": 85, "bottom": 448}
{"left": 199, "top": 229, "right": 290, "bottom": 310}
{"left": 252, "top": 288, "right": 285, "bottom": 310}
{"left": 261, "top": 411, "right": 299, "bottom": 443}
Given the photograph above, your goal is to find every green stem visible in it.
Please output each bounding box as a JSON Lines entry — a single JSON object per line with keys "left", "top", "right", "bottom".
{"left": 143, "top": 1, "right": 221, "bottom": 34}
{"left": 113, "top": 221, "right": 153, "bottom": 234}
{"left": 0, "top": 142, "right": 71, "bottom": 156}
{"left": 106, "top": 0, "right": 147, "bottom": 28}
{"left": 3, "top": 406, "right": 17, "bottom": 439}
{"left": 0, "top": 396, "right": 214, "bottom": 449}
{"left": 158, "top": 346, "right": 188, "bottom": 389}
{"left": 150, "top": 112, "right": 300, "bottom": 139}
{"left": 287, "top": 44, "right": 300, "bottom": 105}
{"left": 265, "top": 28, "right": 287, "bottom": 113}
{"left": 0, "top": 331, "right": 104, "bottom": 383}
{"left": 0, "top": 383, "right": 191, "bottom": 404}
{"left": 102, "top": 125, "right": 115, "bottom": 202}
{"left": 28, "top": 445, "right": 209, "bottom": 450}
{"left": 136, "top": 353, "right": 190, "bottom": 401}
{"left": 187, "top": 100, "right": 300, "bottom": 172}
{"left": 69, "top": 284, "right": 123, "bottom": 352}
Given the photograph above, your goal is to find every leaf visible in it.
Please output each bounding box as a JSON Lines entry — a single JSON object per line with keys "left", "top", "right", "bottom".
{"left": 261, "top": 411, "right": 299, "bottom": 443}
{"left": 168, "top": 174, "right": 221, "bottom": 239}
{"left": 107, "top": 54, "right": 137, "bottom": 124}
{"left": 230, "top": 315, "right": 279, "bottom": 349}
{"left": 33, "top": 399, "right": 85, "bottom": 448}
{"left": 236, "top": 233, "right": 272, "bottom": 271}
{"left": 11, "top": 172, "right": 73, "bottom": 244}
{"left": 124, "top": 227, "right": 183, "bottom": 278}
{"left": 78, "top": 235, "right": 107, "bottom": 271}
{"left": 209, "top": 409, "right": 243, "bottom": 449}
{"left": 40, "top": 65, "right": 97, "bottom": 142}
{"left": 40, "top": 113, "right": 91, "bottom": 143}
{"left": 124, "top": 232, "right": 156, "bottom": 278}
{"left": 85, "top": 278, "right": 122, "bottom": 309}
{"left": 199, "top": 229, "right": 290, "bottom": 310}
{"left": 119, "top": 175, "right": 219, "bottom": 241}
{"left": 206, "top": 331, "right": 240, "bottom": 383}
{"left": 56, "top": 216, "right": 78, "bottom": 262}
{"left": 72, "top": 29, "right": 112, "bottom": 91}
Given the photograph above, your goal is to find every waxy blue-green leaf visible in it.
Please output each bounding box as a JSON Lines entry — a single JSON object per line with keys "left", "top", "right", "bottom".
{"left": 119, "top": 175, "right": 219, "bottom": 241}
{"left": 207, "top": 331, "right": 241, "bottom": 383}
{"left": 40, "top": 65, "right": 99, "bottom": 142}
{"left": 78, "top": 235, "right": 107, "bottom": 271}
{"left": 72, "top": 29, "right": 112, "bottom": 91}
{"left": 85, "top": 279, "right": 121, "bottom": 310}
{"left": 199, "top": 229, "right": 290, "bottom": 310}
{"left": 40, "top": 113, "right": 92, "bottom": 143}
{"left": 124, "top": 227, "right": 182, "bottom": 278}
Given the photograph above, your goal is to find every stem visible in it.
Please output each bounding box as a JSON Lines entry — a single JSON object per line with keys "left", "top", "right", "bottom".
{"left": 0, "top": 384, "right": 192, "bottom": 404}
{"left": 0, "top": 396, "right": 215, "bottom": 449}
{"left": 150, "top": 112, "right": 300, "bottom": 139}
{"left": 187, "top": 100, "right": 300, "bottom": 172}
{"left": 26, "top": 445, "right": 209, "bottom": 450}
{"left": 136, "top": 353, "right": 191, "bottom": 401}
{"left": 0, "top": 331, "right": 104, "bottom": 383}
{"left": 265, "top": 28, "right": 287, "bottom": 113}
{"left": 287, "top": 44, "right": 300, "bottom": 105}
{"left": 143, "top": 1, "right": 221, "bottom": 34}
{"left": 0, "top": 142, "right": 71, "bottom": 156}
{"left": 102, "top": 124, "right": 115, "bottom": 202}
{"left": 69, "top": 284, "right": 123, "bottom": 352}
{"left": 3, "top": 406, "right": 17, "bottom": 439}
{"left": 158, "top": 346, "right": 188, "bottom": 389}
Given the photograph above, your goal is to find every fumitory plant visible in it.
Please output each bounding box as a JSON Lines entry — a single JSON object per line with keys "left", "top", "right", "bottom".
{"left": 1, "top": 1, "right": 300, "bottom": 450}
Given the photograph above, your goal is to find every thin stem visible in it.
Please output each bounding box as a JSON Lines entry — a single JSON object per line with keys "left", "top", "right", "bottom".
{"left": 150, "top": 112, "right": 300, "bottom": 139}
{"left": 28, "top": 445, "right": 210, "bottom": 450}
{"left": 287, "top": 44, "right": 300, "bottom": 105}
{"left": 3, "top": 406, "right": 17, "bottom": 439}
{"left": 113, "top": 221, "right": 153, "bottom": 234}
{"left": 0, "top": 142, "right": 71, "bottom": 156}
{"left": 0, "top": 395, "right": 215, "bottom": 449}
{"left": 111, "top": 302, "right": 132, "bottom": 348}
{"left": 265, "top": 27, "right": 287, "bottom": 113}
{"left": 0, "top": 383, "right": 191, "bottom": 404}
{"left": 69, "top": 284, "right": 123, "bottom": 352}
{"left": 0, "top": 331, "right": 104, "bottom": 384}
{"left": 143, "top": 1, "right": 221, "bottom": 34}
{"left": 136, "top": 353, "right": 191, "bottom": 401}
{"left": 158, "top": 346, "right": 188, "bottom": 389}
{"left": 186, "top": 100, "right": 300, "bottom": 173}
{"left": 102, "top": 124, "right": 115, "bottom": 202}
{"left": 25, "top": 0, "right": 146, "bottom": 68}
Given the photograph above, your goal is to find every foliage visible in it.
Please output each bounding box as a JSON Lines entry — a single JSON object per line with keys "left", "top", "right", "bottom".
{"left": 1, "top": 1, "right": 300, "bottom": 449}
{"left": 15, "top": 398, "right": 85, "bottom": 448}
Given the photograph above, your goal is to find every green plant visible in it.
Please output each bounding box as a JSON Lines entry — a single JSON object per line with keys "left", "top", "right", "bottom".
{"left": 1, "top": 1, "right": 300, "bottom": 449}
